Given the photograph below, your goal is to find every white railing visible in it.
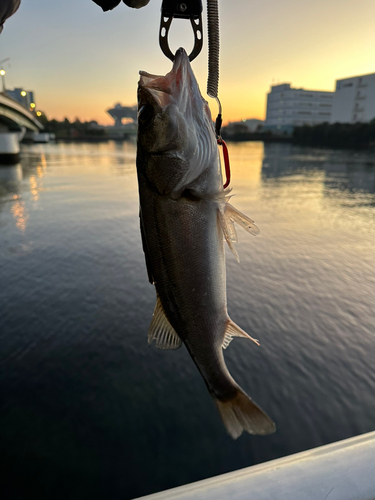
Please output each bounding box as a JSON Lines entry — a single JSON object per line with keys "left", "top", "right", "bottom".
{"left": 134, "top": 431, "right": 375, "bottom": 500}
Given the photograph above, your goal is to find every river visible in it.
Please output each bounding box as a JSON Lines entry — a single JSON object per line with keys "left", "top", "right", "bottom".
{"left": 0, "top": 141, "right": 374, "bottom": 499}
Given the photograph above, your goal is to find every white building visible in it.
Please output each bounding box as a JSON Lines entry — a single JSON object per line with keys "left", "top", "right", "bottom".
{"left": 330, "top": 73, "right": 375, "bottom": 124}
{"left": 264, "top": 83, "right": 334, "bottom": 133}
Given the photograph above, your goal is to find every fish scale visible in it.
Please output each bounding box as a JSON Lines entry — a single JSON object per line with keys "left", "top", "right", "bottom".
{"left": 136, "top": 48, "right": 275, "bottom": 438}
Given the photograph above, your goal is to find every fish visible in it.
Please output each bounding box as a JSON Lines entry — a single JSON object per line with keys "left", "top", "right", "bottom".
{"left": 136, "top": 47, "right": 275, "bottom": 438}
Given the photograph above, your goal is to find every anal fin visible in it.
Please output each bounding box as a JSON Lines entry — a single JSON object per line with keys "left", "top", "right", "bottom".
{"left": 222, "top": 319, "right": 260, "bottom": 349}
{"left": 148, "top": 295, "right": 182, "bottom": 350}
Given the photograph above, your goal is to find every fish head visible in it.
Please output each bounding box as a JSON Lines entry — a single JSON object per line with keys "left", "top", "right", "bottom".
{"left": 137, "top": 48, "right": 220, "bottom": 199}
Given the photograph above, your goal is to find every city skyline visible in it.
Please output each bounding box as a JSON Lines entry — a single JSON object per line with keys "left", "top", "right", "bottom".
{"left": 0, "top": 0, "right": 374, "bottom": 125}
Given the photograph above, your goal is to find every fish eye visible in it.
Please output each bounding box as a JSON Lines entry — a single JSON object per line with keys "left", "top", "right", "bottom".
{"left": 138, "top": 104, "right": 154, "bottom": 127}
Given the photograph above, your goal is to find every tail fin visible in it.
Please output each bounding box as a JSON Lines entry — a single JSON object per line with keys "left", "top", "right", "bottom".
{"left": 214, "top": 388, "right": 276, "bottom": 439}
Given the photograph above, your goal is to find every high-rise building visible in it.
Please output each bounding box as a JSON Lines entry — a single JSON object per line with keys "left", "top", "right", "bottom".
{"left": 264, "top": 83, "right": 334, "bottom": 133}
{"left": 330, "top": 73, "right": 375, "bottom": 124}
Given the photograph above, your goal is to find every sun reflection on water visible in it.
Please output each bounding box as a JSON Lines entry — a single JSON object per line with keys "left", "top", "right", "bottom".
{"left": 11, "top": 198, "right": 29, "bottom": 232}
{"left": 29, "top": 176, "right": 39, "bottom": 202}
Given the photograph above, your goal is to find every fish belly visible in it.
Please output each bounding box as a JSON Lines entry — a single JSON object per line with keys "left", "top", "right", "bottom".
{"left": 140, "top": 182, "right": 227, "bottom": 341}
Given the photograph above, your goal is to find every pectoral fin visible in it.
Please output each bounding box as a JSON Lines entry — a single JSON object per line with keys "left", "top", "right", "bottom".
{"left": 225, "top": 202, "right": 260, "bottom": 236}
{"left": 218, "top": 203, "right": 260, "bottom": 262}
{"left": 222, "top": 319, "right": 260, "bottom": 349}
{"left": 218, "top": 207, "right": 239, "bottom": 262}
{"left": 148, "top": 295, "right": 182, "bottom": 350}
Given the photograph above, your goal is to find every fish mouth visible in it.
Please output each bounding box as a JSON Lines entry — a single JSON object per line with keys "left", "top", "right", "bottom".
{"left": 138, "top": 48, "right": 191, "bottom": 108}
{"left": 138, "top": 75, "right": 171, "bottom": 108}
{"left": 139, "top": 48, "right": 189, "bottom": 85}
{"left": 172, "top": 47, "right": 190, "bottom": 74}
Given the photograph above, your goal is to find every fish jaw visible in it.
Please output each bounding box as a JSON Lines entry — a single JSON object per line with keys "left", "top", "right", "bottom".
{"left": 137, "top": 48, "right": 221, "bottom": 200}
{"left": 138, "top": 47, "right": 208, "bottom": 117}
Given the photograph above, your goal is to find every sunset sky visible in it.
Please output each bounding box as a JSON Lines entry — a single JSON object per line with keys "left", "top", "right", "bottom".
{"left": 1, "top": 0, "right": 374, "bottom": 125}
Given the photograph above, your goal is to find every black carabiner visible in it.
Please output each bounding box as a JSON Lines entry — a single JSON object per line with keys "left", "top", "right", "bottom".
{"left": 159, "top": 0, "right": 203, "bottom": 61}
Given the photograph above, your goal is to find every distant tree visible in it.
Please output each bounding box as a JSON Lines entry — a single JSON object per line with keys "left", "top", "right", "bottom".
{"left": 40, "top": 116, "right": 108, "bottom": 140}
{"left": 231, "top": 123, "right": 249, "bottom": 134}
{"left": 37, "top": 112, "right": 49, "bottom": 128}
{"left": 293, "top": 121, "right": 375, "bottom": 149}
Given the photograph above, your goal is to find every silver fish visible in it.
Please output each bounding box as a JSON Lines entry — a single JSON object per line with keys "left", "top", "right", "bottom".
{"left": 136, "top": 48, "right": 275, "bottom": 438}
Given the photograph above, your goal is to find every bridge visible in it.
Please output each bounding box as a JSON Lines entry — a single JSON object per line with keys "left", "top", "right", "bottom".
{"left": 0, "top": 92, "right": 43, "bottom": 163}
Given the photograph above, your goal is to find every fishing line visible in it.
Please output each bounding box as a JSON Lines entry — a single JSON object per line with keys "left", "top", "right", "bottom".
{"left": 206, "top": 0, "right": 231, "bottom": 188}
{"left": 206, "top": 0, "right": 219, "bottom": 98}
{"left": 206, "top": 0, "right": 222, "bottom": 136}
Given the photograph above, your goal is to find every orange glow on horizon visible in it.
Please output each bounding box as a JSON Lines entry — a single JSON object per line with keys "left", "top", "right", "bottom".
{"left": 5, "top": 0, "right": 373, "bottom": 126}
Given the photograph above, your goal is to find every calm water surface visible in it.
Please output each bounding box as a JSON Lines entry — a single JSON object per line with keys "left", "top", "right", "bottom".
{"left": 1, "top": 141, "right": 374, "bottom": 499}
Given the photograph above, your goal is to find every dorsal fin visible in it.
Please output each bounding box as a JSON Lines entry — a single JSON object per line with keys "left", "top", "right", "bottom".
{"left": 148, "top": 295, "right": 182, "bottom": 350}
{"left": 222, "top": 319, "right": 260, "bottom": 349}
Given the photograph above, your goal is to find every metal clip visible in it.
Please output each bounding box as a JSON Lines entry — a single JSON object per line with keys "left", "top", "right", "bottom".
{"left": 217, "top": 138, "right": 231, "bottom": 189}
{"left": 159, "top": 0, "right": 203, "bottom": 61}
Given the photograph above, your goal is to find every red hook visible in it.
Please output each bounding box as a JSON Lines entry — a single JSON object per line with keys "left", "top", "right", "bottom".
{"left": 217, "top": 138, "right": 230, "bottom": 189}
